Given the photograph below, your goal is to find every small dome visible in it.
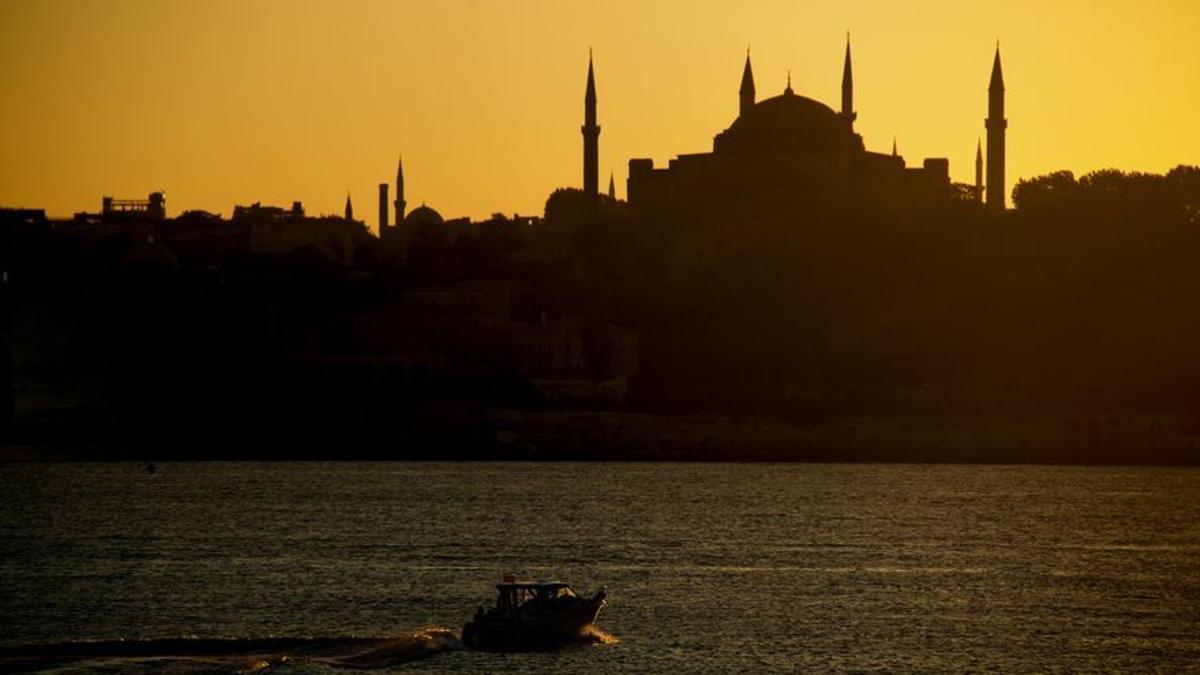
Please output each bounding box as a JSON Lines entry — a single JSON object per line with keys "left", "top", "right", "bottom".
{"left": 404, "top": 204, "right": 444, "bottom": 227}
{"left": 714, "top": 90, "right": 848, "bottom": 156}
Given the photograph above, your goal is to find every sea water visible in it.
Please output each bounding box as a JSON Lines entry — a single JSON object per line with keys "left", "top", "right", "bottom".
{"left": 2, "top": 462, "right": 1198, "bottom": 672}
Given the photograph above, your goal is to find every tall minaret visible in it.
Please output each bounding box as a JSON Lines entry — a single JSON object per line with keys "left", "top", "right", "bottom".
{"left": 394, "top": 155, "right": 406, "bottom": 225}
{"left": 986, "top": 45, "right": 1007, "bottom": 213}
{"left": 378, "top": 182, "right": 389, "bottom": 234}
{"left": 582, "top": 52, "right": 600, "bottom": 200}
{"left": 344, "top": 192, "right": 353, "bottom": 221}
{"left": 975, "top": 138, "right": 984, "bottom": 202}
{"left": 841, "top": 34, "right": 856, "bottom": 126}
{"left": 739, "top": 49, "right": 756, "bottom": 117}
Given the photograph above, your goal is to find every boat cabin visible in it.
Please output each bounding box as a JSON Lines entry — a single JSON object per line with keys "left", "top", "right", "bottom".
{"left": 493, "top": 579, "right": 581, "bottom": 618}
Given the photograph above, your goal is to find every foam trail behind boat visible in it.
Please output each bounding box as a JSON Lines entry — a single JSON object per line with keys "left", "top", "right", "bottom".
{"left": 0, "top": 629, "right": 464, "bottom": 673}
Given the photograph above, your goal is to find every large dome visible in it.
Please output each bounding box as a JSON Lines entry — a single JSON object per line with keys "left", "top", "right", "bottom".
{"left": 404, "top": 204, "right": 444, "bottom": 227}
{"left": 714, "top": 89, "right": 850, "bottom": 156}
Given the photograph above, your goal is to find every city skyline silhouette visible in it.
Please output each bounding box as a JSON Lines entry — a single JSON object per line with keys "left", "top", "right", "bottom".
{"left": 3, "top": 1, "right": 1200, "bottom": 464}
{"left": 3, "top": 5, "right": 1200, "bottom": 670}
{"left": 2, "top": 1, "right": 1198, "bottom": 222}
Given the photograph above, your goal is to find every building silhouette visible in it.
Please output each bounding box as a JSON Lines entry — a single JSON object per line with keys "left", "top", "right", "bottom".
{"left": 404, "top": 203, "right": 446, "bottom": 229}
{"left": 740, "top": 50, "right": 755, "bottom": 118}
{"left": 975, "top": 138, "right": 984, "bottom": 202}
{"left": 986, "top": 46, "right": 1007, "bottom": 213}
{"left": 100, "top": 192, "right": 166, "bottom": 222}
{"left": 840, "top": 38, "right": 855, "bottom": 125}
{"left": 378, "top": 182, "right": 389, "bottom": 233}
{"left": 394, "top": 155, "right": 407, "bottom": 226}
{"left": 381, "top": 154, "right": 434, "bottom": 242}
{"left": 624, "top": 39, "right": 969, "bottom": 220}
{"left": 582, "top": 53, "right": 600, "bottom": 202}
{"left": 233, "top": 199, "right": 370, "bottom": 266}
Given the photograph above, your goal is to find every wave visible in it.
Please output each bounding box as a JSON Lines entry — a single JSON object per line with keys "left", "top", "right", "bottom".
{"left": 0, "top": 628, "right": 463, "bottom": 673}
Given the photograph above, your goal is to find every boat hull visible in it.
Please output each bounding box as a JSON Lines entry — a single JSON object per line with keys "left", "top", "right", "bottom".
{"left": 461, "top": 596, "right": 605, "bottom": 651}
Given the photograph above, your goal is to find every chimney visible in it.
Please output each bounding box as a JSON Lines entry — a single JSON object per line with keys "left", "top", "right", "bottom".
{"left": 378, "top": 182, "right": 389, "bottom": 234}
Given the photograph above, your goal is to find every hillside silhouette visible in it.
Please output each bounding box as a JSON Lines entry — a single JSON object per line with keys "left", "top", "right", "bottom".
{"left": 4, "top": 165, "right": 1200, "bottom": 462}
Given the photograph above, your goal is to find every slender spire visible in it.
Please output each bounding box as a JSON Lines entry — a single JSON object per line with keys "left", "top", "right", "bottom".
{"left": 989, "top": 43, "right": 1005, "bottom": 92}
{"left": 841, "top": 32, "right": 855, "bottom": 124}
{"left": 739, "top": 50, "right": 756, "bottom": 117}
{"left": 986, "top": 45, "right": 1007, "bottom": 213}
{"left": 892, "top": 137, "right": 898, "bottom": 157}
{"left": 585, "top": 50, "right": 597, "bottom": 106}
{"left": 393, "top": 154, "right": 406, "bottom": 225}
{"left": 975, "top": 137, "right": 984, "bottom": 202}
{"left": 582, "top": 51, "right": 600, "bottom": 200}
{"left": 739, "top": 51, "right": 756, "bottom": 95}
{"left": 608, "top": 170, "right": 616, "bottom": 200}
{"left": 785, "top": 70, "right": 793, "bottom": 95}
{"left": 344, "top": 191, "right": 353, "bottom": 221}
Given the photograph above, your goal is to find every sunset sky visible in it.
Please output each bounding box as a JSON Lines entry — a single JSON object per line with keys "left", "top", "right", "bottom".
{"left": 2, "top": 0, "right": 1198, "bottom": 226}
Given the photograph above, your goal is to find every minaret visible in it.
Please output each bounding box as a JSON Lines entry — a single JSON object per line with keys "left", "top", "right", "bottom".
{"left": 841, "top": 34, "right": 856, "bottom": 126}
{"left": 608, "top": 171, "right": 616, "bottom": 201}
{"left": 892, "top": 137, "right": 898, "bottom": 157}
{"left": 378, "top": 182, "right": 389, "bottom": 234}
{"left": 739, "top": 49, "right": 756, "bottom": 117}
{"left": 393, "top": 155, "right": 406, "bottom": 226}
{"left": 975, "top": 138, "right": 984, "bottom": 202}
{"left": 344, "top": 192, "right": 353, "bottom": 221}
{"left": 986, "top": 45, "right": 1007, "bottom": 213}
{"left": 582, "top": 52, "right": 600, "bottom": 200}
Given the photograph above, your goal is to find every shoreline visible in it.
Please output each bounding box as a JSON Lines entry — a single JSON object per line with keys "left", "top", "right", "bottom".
{"left": 3, "top": 409, "right": 1199, "bottom": 466}
{"left": 4, "top": 403, "right": 1195, "bottom": 461}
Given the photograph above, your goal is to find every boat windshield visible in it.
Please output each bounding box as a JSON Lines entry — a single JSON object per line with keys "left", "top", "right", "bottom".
{"left": 495, "top": 584, "right": 580, "bottom": 616}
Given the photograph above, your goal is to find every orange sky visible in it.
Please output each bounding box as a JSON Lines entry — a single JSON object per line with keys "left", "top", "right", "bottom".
{"left": 2, "top": 0, "right": 1198, "bottom": 226}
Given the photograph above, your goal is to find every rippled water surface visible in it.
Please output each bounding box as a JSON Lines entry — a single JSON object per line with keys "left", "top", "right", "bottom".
{"left": 2, "top": 462, "right": 1199, "bottom": 672}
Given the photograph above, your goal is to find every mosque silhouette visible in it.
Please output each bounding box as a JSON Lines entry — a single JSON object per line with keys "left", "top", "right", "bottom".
{"left": 372, "top": 38, "right": 1006, "bottom": 236}
{"left": 614, "top": 39, "right": 1005, "bottom": 221}
{"left": 48, "top": 39, "right": 1014, "bottom": 250}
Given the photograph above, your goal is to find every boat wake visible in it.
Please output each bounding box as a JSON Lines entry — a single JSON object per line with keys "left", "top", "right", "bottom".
{"left": 578, "top": 625, "right": 620, "bottom": 646}
{"left": 0, "top": 628, "right": 463, "bottom": 673}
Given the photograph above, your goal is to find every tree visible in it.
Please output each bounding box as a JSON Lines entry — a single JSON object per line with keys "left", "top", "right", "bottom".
{"left": 1011, "top": 170, "right": 1078, "bottom": 214}
{"left": 543, "top": 187, "right": 623, "bottom": 227}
